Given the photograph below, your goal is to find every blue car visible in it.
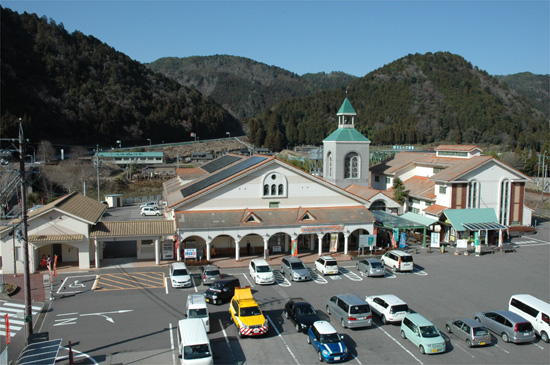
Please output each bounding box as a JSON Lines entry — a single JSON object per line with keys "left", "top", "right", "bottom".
{"left": 307, "top": 320, "right": 348, "bottom": 363}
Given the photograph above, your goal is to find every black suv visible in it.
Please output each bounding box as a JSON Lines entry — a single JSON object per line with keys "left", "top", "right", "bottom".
{"left": 204, "top": 277, "right": 240, "bottom": 305}
{"left": 283, "top": 297, "right": 321, "bottom": 333}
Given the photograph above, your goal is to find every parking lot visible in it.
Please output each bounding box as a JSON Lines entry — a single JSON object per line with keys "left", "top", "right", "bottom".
{"left": 40, "top": 238, "right": 549, "bottom": 364}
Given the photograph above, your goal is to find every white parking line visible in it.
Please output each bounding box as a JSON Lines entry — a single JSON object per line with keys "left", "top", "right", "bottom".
{"left": 375, "top": 324, "right": 423, "bottom": 364}
{"left": 220, "top": 319, "right": 236, "bottom": 363}
{"left": 165, "top": 278, "right": 169, "bottom": 294}
{"left": 308, "top": 269, "right": 328, "bottom": 284}
{"left": 169, "top": 322, "right": 176, "bottom": 365}
{"left": 339, "top": 267, "right": 363, "bottom": 281}
{"left": 452, "top": 341, "right": 475, "bottom": 358}
{"left": 494, "top": 343, "right": 509, "bottom": 354}
{"left": 274, "top": 271, "right": 291, "bottom": 287}
{"left": 241, "top": 273, "right": 254, "bottom": 287}
{"left": 266, "top": 315, "right": 300, "bottom": 364}
{"left": 57, "top": 346, "right": 99, "bottom": 364}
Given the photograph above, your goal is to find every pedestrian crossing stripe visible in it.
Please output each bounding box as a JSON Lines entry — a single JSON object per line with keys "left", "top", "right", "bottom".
{"left": 0, "top": 302, "right": 42, "bottom": 337}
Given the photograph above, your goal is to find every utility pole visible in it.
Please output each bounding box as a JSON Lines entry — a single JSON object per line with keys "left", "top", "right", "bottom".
{"left": 18, "top": 120, "right": 33, "bottom": 338}
{"left": 96, "top": 145, "right": 101, "bottom": 201}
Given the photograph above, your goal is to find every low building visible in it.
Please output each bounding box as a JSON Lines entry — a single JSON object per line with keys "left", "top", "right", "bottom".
{"left": 96, "top": 151, "right": 164, "bottom": 165}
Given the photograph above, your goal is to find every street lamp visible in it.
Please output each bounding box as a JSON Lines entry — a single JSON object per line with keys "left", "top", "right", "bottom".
{"left": 226, "top": 132, "right": 230, "bottom": 138}
{"left": 147, "top": 138, "right": 151, "bottom": 146}
{"left": 116, "top": 140, "right": 122, "bottom": 149}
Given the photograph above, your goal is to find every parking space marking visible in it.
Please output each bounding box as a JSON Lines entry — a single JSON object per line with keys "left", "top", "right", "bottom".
{"left": 219, "top": 318, "right": 236, "bottom": 364}
{"left": 169, "top": 322, "right": 177, "bottom": 365}
{"left": 339, "top": 267, "right": 363, "bottom": 281}
{"left": 308, "top": 269, "right": 328, "bottom": 284}
{"left": 57, "top": 275, "right": 98, "bottom": 294}
{"left": 384, "top": 270, "right": 396, "bottom": 279}
{"left": 411, "top": 267, "right": 428, "bottom": 276}
{"left": 494, "top": 344, "right": 509, "bottom": 354}
{"left": 94, "top": 272, "right": 165, "bottom": 291}
{"left": 274, "top": 271, "right": 291, "bottom": 287}
{"left": 375, "top": 324, "right": 423, "bottom": 364}
{"left": 241, "top": 273, "right": 255, "bottom": 287}
{"left": 452, "top": 342, "right": 475, "bottom": 358}
{"left": 266, "top": 315, "right": 299, "bottom": 365}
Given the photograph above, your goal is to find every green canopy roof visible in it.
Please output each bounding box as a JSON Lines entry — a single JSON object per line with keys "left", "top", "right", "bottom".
{"left": 442, "top": 208, "right": 505, "bottom": 231}
{"left": 338, "top": 98, "right": 356, "bottom": 115}
{"left": 323, "top": 128, "right": 370, "bottom": 142}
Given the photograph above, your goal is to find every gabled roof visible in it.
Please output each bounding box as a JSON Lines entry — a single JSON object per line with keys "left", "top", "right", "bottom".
{"left": 0, "top": 192, "right": 107, "bottom": 232}
{"left": 345, "top": 185, "right": 399, "bottom": 204}
{"left": 435, "top": 145, "right": 482, "bottom": 152}
{"left": 175, "top": 206, "right": 374, "bottom": 230}
{"left": 90, "top": 220, "right": 174, "bottom": 238}
{"left": 423, "top": 204, "right": 447, "bottom": 216}
{"left": 402, "top": 176, "right": 436, "bottom": 200}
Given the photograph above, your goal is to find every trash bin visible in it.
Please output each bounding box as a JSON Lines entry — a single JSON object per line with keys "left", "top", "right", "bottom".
{"left": 440, "top": 245, "right": 445, "bottom": 253}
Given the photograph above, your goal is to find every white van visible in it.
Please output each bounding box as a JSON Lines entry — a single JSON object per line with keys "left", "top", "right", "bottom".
{"left": 249, "top": 258, "right": 275, "bottom": 285}
{"left": 187, "top": 294, "right": 210, "bottom": 332}
{"left": 177, "top": 318, "right": 213, "bottom": 365}
{"left": 508, "top": 294, "right": 550, "bottom": 343}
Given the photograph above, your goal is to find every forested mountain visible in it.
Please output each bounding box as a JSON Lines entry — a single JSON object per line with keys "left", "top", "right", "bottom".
{"left": 0, "top": 7, "right": 242, "bottom": 146}
{"left": 248, "top": 52, "right": 548, "bottom": 152}
{"left": 496, "top": 72, "right": 549, "bottom": 120}
{"left": 147, "top": 55, "right": 356, "bottom": 120}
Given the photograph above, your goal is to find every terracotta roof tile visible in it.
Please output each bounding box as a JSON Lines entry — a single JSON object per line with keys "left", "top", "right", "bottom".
{"left": 91, "top": 220, "right": 174, "bottom": 237}
{"left": 423, "top": 204, "right": 447, "bottom": 216}
{"left": 402, "top": 176, "right": 436, "bottom": 199}
{"left": 436, "top": 145, "right": 481, "bottom": 152}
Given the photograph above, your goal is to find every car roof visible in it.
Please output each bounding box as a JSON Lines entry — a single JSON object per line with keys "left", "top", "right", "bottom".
{"left": 386, "top": 250, "right": 411, "bottom": 256}
{"left": 369, "top": 294, "right": 406, "bottom": 305}
{"left": 171, "top": 262, "right": 188, "bottom": 270}
{"left": 284, "top": 256, "right": 304, "bottom": 263}
{"left": 319, "top": 256, "right": 335, "bottom": 260}
{"left": 313, "top": 320, "right": 338, "bottom": 334}
{"left": 455, "top": 318, "right": 486, "bottom": 327}
{"left": 202, "top": 264, "right": 219, "bottom": 270}
{"left": 187, "top": 294, "right": 207, "bottom": 308}
{"left": 404, "top": 313, "right": 434, "bottom": 326}
{"left": 289, "top": 297, "right": 310, "bottom": 305}
{"left": 335, "top": 293, "right": 367, "bottom": 305}
{"left": 511, "top": 294, "right": 550, "bottom": 312}
{"left": 251, "top": 258, "right": 269, "bottom": 266}
{"left": 492, "top": 310, "right": 530, "bottom": 323}
{"left": 364, "top": 258, "right": 382, "bottom": 263}
{"left": 213, "top": 276, "right": 239, "bottom": 284}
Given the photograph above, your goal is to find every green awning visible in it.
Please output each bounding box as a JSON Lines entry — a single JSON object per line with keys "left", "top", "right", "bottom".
{"left": 370, "top": 210, "right": 426, "bottom": 229}
{"left": 400, "top": 212, "right": 438, "bottom": 227}
{"left": 442, "top": 208, "right": 503, "bottom": 232}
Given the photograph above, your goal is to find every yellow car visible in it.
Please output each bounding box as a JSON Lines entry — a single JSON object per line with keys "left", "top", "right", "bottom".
{"left": 229, "top": 287, "right": 269, "bottom": 337}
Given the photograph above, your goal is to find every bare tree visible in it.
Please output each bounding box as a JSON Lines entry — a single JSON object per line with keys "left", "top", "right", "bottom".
{"left": 37, "top": 140, "right": 56, "bottom": 162}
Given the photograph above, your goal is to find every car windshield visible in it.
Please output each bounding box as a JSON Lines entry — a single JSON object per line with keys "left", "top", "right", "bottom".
{"left": 473, "top": 327, "right": 489, "bottom": 336}
{"left": 320, "top": 333, "right": 341, "bottom": 343}
{"left": 240, "top": 306, "right": 262, "bottom": 316}
{"left": 297, "top": 305, "right": 317, "bottom": 316}
{"left": 370, "top": 261, "right": 383, "bottom": 268}
{"left": 420, "top": 325, "right": 439, "bottom": 338}
{"left": 350, "top": 304, "right": 370, "bottom": 314}
{"left": 188, "top": 308, "right": 208, "bottom": 318}
{"left": 183, "top": 344, "right": 211, "bottom": 360}
{"left": 173, "top": 269, "right": 188, "bottom": 276}
{"left": 291, "top": 262, "right": 306, "bottom": 270}
{"left": 256, "top": 265, "right": 271, "bottom": 273}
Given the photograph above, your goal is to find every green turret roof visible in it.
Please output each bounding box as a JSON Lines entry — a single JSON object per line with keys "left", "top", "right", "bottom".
{"left": 323, "top": 128, "right": 370, "bottom": 142}
{"left": 337, "top": 98, "right": 356, "bottom": 115}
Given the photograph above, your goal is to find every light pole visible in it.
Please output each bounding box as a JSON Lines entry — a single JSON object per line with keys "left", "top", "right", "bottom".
{"left": 116, "top": 140, "right": 122, "bottom": 149}
{"left": 226, "top": 132, "right": 230, "bottom": 138}
{"left": 147, "top": 138, "right": 151, "bottom": 146}
{"left": 96, "top": 145, "right": 101, "bottom": 201}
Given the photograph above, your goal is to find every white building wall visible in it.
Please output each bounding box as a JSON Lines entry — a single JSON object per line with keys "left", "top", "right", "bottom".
{"left": 435, "top": 183, "right": 451, "bottom": 207}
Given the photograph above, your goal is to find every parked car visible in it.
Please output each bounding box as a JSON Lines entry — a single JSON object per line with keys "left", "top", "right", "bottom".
{"left": 249, "top": 258, "right": 275, "bottom": 285}
{"left": 356, "top": 258, "right": 385, "bottom": 277}
{"left": 141, "top": 207, "right": 161, "bottom": 216}
{"left": 474, "top": 310, "right": 536, "bottom": 343}
{"left": 326, "top": 294, "right": 372, "bottom": 329}
{"left": 445, "top": 318, "right": 492, "bottom": 347}
{"left": 315, "top": 256, "right": 339, "bottom": 275}
{"left": 229, "top": 287, "right": 268, "bottom": 337}
{"left": 281, "top": 256, "right": 311, "bottom": 281}
{"left": 380, "top": 250, "right": 414, "bottom": 272}
{"left": 307, "top": 321, "right": 348, "bottom": 363}
{"left": 400, "top": 313, "right": 446, "bottom": 355}
{"left": 283, "top": 297, "right": 321, "bottom": 333}
{"left": 140, "top": 201, "right": 159, "bottom": 209}
{"left": 186, "top": 294, "right": 210, "bottom": 332}
{"left": 508, "top": 294, "right": 550, "bottom": 343}
{"left": 170, "top": 262, "right": 192, "bottom": 288}
{"left": 366, "top": 294, "right": 409, "bottom": 324}
{"left": 204, "top": 277, "right": 240, "bottom": 305}
{"left": 200, "top": 265, "right": 221, "bottom": 285}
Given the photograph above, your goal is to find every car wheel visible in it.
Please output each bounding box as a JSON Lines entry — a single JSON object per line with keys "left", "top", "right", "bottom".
{"left": 392, "top": 266, "right": 397, "bottom": 272}
{"left": 419, "top": 345, "right": 425, "bottom": 354}
{"left": 326, "top": 305, "right": 331, "bottom": 315}
{"left": 466, "top": 339, "right": 472, "bottom": 348}
{"left": 229, "top": 314, "right": 233, "bottom": 323}
{"left": 318, "top": 350, "right": 324, "bottom": 362}
{"left": 382, "top": 315, "right": 387, "bottom": 325}
{"left": 307, "top": 335, "right": 311, "bottom": 344}
{"left": 296, "top": 323, "right": 301, "bottom": 332}
{"left": 284, "top": 310, "right": 289, "bottom": 319}
{"left": 238, "top": 330, "right": 244, "bottom": 338}
{"left": 501, "top": 332, "right": 510, "bottom": 343}
{"left": 400, "top": 330, "right": 406, "bottom": 339}
{"left": 445, "top": 324, "right": 452, "bottom": 333}
{"left": 155, "top": 212, "right": 160, "bottom": 216}
{"left": 474, "top": 317, "right": 481, "bottom": 322}
{"left": 341, "top": 318, "right": 346, "bottom": 328}
{"left": 141, "top": 213, "right": 146, "bottom": 216}
{"left": 541, "top": 331, "right": 549, "bottom": 343}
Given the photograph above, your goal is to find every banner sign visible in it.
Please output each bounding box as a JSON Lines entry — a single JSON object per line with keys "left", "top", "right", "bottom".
{"left": 430, "top": 233, "right": 440, "bottom": 247}
{"left": 359, "top": 235, "right": 376, "bottom": 248}
{"left": 184, "top": 248, "right": 196, "bottom": 258}
{"left": 329, "top": 233, "right": 338, "bottom": 252}
{"left": 5, "top": 314, "right": 10, "bottom": 344}
{"left": 291, "top": 240, "right": 298, "bottom": 256}
{"left": 399, "top": 233, "right": 406, "bottom": 248}
{"left": 301, "top": 225, "right": 343, "bottom": 234}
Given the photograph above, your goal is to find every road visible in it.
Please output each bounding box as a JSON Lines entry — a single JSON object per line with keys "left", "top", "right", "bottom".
{"left": 35, "top": 230, "right": 549, "bottom": 365}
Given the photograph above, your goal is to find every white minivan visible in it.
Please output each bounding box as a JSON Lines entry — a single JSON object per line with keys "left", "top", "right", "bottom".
{"left": 508, "top": 294, "right": 550, "bottom": 343}
{"left": 249, "top": 258, "right": 275, "bottom": 285}
{"left": 187, "top": 294, "right": 210, "bottom": 332}
{"left": 177, "top": 318, "right": 213, "bottom": 365}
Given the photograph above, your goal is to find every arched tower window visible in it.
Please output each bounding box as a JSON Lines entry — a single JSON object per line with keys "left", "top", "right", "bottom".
{"left": 467, "top": 180, "right": 480, "bottom": 208}
{"left": 327, "top": 152, "right": 333, "bottom": 178}
{"left": 499, "top": 179, "right": 510, "bottom": 226}
{"left": 344, "top": 152, "right": 359, "bottom": 179}
{"left": 262, "top": 172, "right": 288, "bottom": 197}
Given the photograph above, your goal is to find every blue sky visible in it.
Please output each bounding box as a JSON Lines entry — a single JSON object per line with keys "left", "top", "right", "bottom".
{"left": 3, "top": 1, "right": 549, "bottom": 77}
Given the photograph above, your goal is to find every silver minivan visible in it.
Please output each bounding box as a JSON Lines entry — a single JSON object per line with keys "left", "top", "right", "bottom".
{"left": 326, "top": 294, "right": 372, "bottom": 329}
{"left": 281, "top": 256, "right": 311, "bottom": 281}
{"left": 474, "top": 310, "right": 536, "bottom": 343}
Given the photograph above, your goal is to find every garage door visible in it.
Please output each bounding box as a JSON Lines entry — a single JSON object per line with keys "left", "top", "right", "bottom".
{"left": 103, "top": 240, "right": 137, "bottom": 258}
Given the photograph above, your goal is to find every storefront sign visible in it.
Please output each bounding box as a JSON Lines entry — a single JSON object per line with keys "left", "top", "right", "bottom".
{"left": 184, "top": 248, "right": 196, "bottom": 258}
{"left": 430, "top": 232, "right": 440, "bottom": 247}
{"left": 301, "top": 225, "right": 344, "bottom": 233}
{"left": 291, "top": 239, "right": 298, "bottom": 256}
{"left": 329, "top": 233, "right": 338, "bottom": 252}
{"left": 359, "top": 235, "right": 376, "bottom": 247}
